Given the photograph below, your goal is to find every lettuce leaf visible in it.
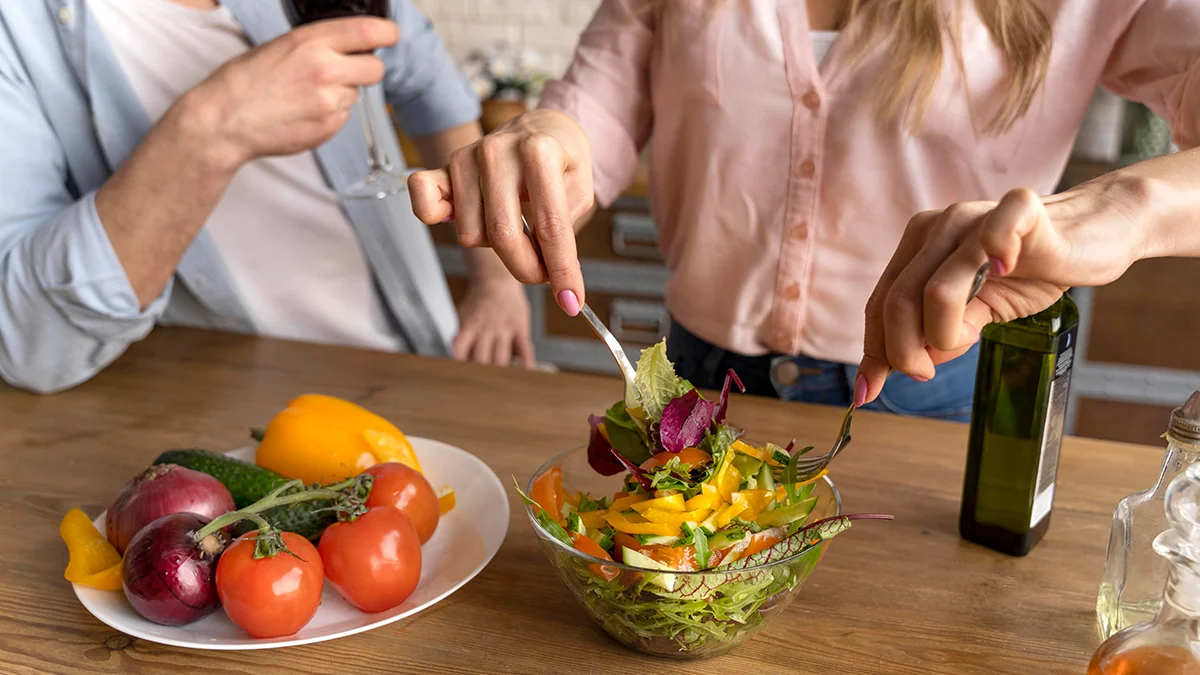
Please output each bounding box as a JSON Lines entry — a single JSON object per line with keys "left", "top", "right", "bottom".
{"left": 605, "top": 400, "right": 652, "bottom": 465}
{"left": 632, "top": 340, "right": 694, "bottom": 422}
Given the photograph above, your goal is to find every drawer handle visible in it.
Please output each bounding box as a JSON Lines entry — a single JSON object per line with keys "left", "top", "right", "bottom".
{"left": 610, "top": 299, "right": 669, "bottom": 344}
{"left": 611, "top": 213, "right": 661, "bottom": 260}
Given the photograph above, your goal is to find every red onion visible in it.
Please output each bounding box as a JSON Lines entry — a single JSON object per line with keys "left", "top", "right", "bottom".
{"left": 106, "top": 464, "right": 235, "bottom": 554}
{"left": 122, "top": 512, "right": 225, "bottom": 626}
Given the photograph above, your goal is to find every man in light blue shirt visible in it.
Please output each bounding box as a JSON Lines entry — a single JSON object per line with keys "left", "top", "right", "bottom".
{"left": 0, "top": 0, "right": 533, "bottom": 394}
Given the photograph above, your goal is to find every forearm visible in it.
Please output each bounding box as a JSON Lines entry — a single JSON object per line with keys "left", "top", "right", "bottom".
{"left": 95, "top": 91, "right": 241, "bottom": 307}
{"left": 1100, "top": 147, "right": 1200, "bottom": 261}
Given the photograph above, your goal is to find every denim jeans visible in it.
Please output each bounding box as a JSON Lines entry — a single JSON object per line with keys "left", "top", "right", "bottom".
{"left": 666, "top": 321, "right": 979, "bottom": 423}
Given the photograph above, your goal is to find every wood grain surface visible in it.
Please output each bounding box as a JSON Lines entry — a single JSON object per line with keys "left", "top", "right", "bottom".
{"left": 0, "top": 328, "right": 1164, "bottom": 674}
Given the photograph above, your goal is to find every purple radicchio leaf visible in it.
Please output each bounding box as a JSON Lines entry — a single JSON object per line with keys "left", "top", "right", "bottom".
{"left": 587, "top": 414, "right": 625, "bottom": 476}
{"left": 713, "top": 369, "right": 746, "bottom": 425}
{"left": 611, "top": 448, "right": 654, "bottom": 491}
{"left": 659, "top": 389, "right": 716, "bottom": 454}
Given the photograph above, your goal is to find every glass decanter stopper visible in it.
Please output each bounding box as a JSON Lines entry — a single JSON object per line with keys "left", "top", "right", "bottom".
{"left": 1099, "top": 390, "right": 1200, "bottom": 639}
{"left": 1089, "top": 463, "right": 1200, "bottom": 674}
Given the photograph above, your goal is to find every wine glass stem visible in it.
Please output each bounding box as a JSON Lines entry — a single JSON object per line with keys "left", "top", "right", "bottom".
{"left": 358, "top": 85, "right": 392, "bottom": 174}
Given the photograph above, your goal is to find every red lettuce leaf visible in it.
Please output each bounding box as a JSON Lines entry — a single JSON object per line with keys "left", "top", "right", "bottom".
{"left": 587, "top": 415, "right": 625, "bottom": 476}
{"left": 611, "top": 448, "right": 654, "bottom": 491}
{"left": 659, "top": 389, "right": 716, "bottom": 454}
{"left": 714, "top": 369, "right": 746, "bottom": 424}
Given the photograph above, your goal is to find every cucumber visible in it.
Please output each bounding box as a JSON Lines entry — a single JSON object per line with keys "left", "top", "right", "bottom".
{"left": 151, "top": 448, "right": 337, "bottom": 541}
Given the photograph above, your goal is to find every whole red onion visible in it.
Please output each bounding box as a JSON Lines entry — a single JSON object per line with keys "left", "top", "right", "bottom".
{"left": 122, "top": 512, "right": 225, "bottom": 626}
{"left": 106, "top": 464, "right": 235, "bottom": 554}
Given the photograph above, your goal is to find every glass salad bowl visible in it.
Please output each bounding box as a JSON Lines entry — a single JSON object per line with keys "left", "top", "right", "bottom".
{"left": 524, "top": 444, "right": 842, "bottom": 659}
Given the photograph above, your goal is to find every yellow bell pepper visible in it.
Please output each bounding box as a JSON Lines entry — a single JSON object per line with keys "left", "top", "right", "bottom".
{"left": 255, "top": 394, "right": 420, "bottom": 486}
{"left": 712, "top": 451, "right": 742, "bottom": 503}
{"left": 605, "top": 513, "right": 677, "bottom": 536}
{"left": 631, "top": 493, "right": 686, "bottom": 513}
{"left": 684, "top": 490, "right": 717, "bottom": 512}
{"left": 609, "top": 494, "right": 648, "bottom": 512}
{"left": 60, "top": 509, "right": 123, "bottom": 591}
{"left": 579, "top": 511, "right": 609, "bottom": 529}
{"left": 732, "top": 440, "right": 781, "bottom": 466}
{"left": 437, "top": 486, "right": 457, "bottom": 515}
{"left": 732, "top": 489, "right": 776, "bottom": 520}
{"left": 715, "top": 500, "right": 749, "bottom": 528}
{"left": 640, "top": 508, "right": 713, "bottom": 528}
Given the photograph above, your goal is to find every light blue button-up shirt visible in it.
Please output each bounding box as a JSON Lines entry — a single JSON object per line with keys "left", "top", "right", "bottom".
{"left": 0, "top": 0, "right": 480, "bottom": 393}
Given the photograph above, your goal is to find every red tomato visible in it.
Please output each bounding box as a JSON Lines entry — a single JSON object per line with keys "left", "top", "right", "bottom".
{"left": 570, "top": 532, "right": 619, "bottom": 581}
{"left": 531, "top": 466, "right": 565, "bottom": 524}
{"left": 640, "top": 447, "right": 712, "bottom": 471}
{"left": 216, "top": 531, "right": 324, "bottom": 639}
{"left": 365, "top": 463, "right": 440, "bottom": 544}
{"left": 318, "top": 506, "right": 422, "bottom": 613}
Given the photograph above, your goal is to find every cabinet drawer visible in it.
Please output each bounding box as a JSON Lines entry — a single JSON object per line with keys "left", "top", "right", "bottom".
{"left": 1087, "top": 258, "right": 1200, "bottom": 371}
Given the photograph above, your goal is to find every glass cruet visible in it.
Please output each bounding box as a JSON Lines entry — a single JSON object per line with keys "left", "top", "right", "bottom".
{"left": 1098, "top": 390, "right": 1200, "bottom": 639}
{"left": 1089, "top": 463, "right": 1200, "bottom": 674}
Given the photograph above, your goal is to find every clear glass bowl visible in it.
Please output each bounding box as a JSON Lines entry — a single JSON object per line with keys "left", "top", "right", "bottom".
{"left": 525, "top": 445, "right": 842, "bottom": 659}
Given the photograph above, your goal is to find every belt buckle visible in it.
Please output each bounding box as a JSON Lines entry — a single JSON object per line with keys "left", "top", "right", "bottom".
{"left": 770, "top": 357, "right": 822, "bottom": 388}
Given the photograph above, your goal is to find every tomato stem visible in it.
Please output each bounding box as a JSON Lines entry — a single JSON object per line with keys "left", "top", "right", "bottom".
{"left": 192, "top": 474, "right": 373, "bottom": 543}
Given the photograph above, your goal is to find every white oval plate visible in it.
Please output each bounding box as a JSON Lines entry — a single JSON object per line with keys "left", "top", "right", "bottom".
{"left": 72, "top": 437, "right": 508, "bottom": 650}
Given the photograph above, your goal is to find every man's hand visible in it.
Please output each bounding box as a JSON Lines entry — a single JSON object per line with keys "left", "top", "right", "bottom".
{"left": 453, "top": 275, "right": 536, "bottom": 368}
{"left": 407, "top": 109, "right": 594, "bottom": 316}
{"left": 187, "top": 17, "right": 399, "bottom": 168}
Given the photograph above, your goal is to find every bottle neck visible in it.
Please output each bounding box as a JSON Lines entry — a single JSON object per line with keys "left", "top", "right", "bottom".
{"left": 1153, "top": 442, "right": 1200, "bottom": 498}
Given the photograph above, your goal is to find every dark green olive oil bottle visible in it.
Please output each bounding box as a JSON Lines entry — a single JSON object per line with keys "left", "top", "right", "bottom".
{"left": 959, "top": 293, "right": 1080, "bottom": 556}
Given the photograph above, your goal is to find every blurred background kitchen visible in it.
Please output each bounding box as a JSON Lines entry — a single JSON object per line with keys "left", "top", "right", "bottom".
{"left": 400, "top": 0, "right": 1200, "bottom": 448}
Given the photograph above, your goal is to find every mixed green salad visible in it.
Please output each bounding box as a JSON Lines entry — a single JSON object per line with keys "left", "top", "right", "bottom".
{"left": 519, "top": 340, "right": 890, "bottom": 655}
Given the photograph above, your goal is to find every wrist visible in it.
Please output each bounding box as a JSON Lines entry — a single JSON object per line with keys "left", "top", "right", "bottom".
{"left": 163, "top": 88, "right": 248, "bottom": 179}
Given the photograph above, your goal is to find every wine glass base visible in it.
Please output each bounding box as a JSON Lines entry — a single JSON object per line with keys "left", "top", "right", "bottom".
{"left": 342, "top": 170, "right": 406, "bottom": 200}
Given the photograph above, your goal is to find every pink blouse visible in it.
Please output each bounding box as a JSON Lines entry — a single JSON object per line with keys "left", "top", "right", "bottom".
{"left": 539, "top": 0, "right": 1200, "bottom": 363}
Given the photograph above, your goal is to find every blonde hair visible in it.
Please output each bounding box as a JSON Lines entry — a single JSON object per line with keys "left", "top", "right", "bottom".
{"left": 643, "top": 0, "right": 1053, "bottom": 135}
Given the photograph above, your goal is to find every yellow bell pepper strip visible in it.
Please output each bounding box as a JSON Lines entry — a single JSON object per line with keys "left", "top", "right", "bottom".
{"left": 563, "top": 491, "right": 582, "bottom": 509}
{"left": 715, "top": 500, "right": 749, "bottom": 528}
{"left": 731, "top": 489, "right": 775, "bottom": 521}
{"left": 609, "top": 494, "right": 649, "bottom": 513}
{"left": 712, "top": 451, "right": 742, "bottom": 503}
{"left": 631, "top": 493, "right": 686, "bottom": 513}
{"left": 579, "top": 511, "right": 609, "bottom": 529}
{"left": 683, "top": 490, "right": 718, "bottom": 512}
{"left": 255, "top": 394, "right": 419, "bottom": 486}
{"left": 732, "top": 440, "right": 781, "bottom": 466}
{"left": 437, "top": 486, "right": 457, "bottom": 515}
{"left": 605, "top": 513, "right": 677, "bottom": 536}
{"left": 640, "top": 508, "right": 713, "bottom": 528}
{"left": 60, "top": 509, "right": 123, "bottom": 591}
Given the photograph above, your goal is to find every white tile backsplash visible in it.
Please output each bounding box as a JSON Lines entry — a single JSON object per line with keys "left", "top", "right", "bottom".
{"left": 414, "top": 0, "right": 600, "bottom": 76}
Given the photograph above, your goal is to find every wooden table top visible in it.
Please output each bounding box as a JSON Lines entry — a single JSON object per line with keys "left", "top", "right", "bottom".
{"left": 0, "top": 328, "right": 1164, "bottom": 674}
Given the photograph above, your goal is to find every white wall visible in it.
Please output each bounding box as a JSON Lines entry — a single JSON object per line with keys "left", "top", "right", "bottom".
{"left": 413, "top": 0, "right": 601, "bottom": 76}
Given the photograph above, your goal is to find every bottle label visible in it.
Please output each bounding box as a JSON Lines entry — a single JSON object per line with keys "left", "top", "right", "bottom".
{"left": 1030, "top": 324, "right": 1077, "bottom": 528}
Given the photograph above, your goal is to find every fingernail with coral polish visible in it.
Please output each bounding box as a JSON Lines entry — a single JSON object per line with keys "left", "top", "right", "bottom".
{"left": 439, "top": 215, "right": 453, "bottom": 224}
{"left": 557, "top": 290, "right": 581, "bottom": 317}
{"left": 853, "top": 375, "right": 867, "bottom": 408}
{"left": 988, "top": 256, "right": 1008, "bottom": 276}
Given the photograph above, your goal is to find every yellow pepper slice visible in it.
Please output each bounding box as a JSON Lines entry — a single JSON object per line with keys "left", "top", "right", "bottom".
{"left": 732, "top": 489, "right": 776, "bottom": 520}
{"left": 563, "top": 491, "right": 582, "bottom": 509}
{"left": 256, "top": 394, "right": 419, "bottom": 485}
{"left": 712, "top": 451, "right": 742, "bottom": 503}
{"left": 732, "top": 440, "right": 781, "bottom": 466}
{"left": 610, "top": 494, "right": 648, "bottom": 512}
{"left": 640, "top": 508, "right": 713, "bottom": 527}
{"left": 437, "top": 486, "right": 457, "bottom": 515}
{"left": 631, "top": 493, "right": 686, "bottom": 513}
{"left": 604, "top": 513, "right": 677, "bottom": 536}
{"left": 579, "top": 511, "right": 609, "bottom": 529}
{"left": 684, "top": 491, "right": 717, "bottom": 512}
{"left": 60, "top": 509, "right": 123, "bottom": 591}
{"left": 715, "top": 500, "right": 749, "bottom": 529}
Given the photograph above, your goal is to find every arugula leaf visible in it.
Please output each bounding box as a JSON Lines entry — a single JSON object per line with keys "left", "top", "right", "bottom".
{"left": 632, "top": 340, "right": 694, "bottom": 422}
{"left": 782, "top": 444, "right": 814, "bottom": 506}
{"left": 605, "top": 400, "right": 652, "bottom": 466}
{"left": 648, "top": 457, "right": 693, "bottom": 491}
{"left": 577, "top": 494, "right": 608, "bottom": 513}
{"left": 512, "top": 477, "right": 573, "bottom": 547}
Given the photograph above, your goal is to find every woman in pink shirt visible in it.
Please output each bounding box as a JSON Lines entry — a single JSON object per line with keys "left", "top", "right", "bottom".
{"left": 410, "top": 0, "right": 1200, "bottom": 422}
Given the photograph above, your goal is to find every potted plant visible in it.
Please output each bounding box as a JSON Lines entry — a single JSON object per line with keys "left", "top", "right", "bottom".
{"left": 462, "top": 42, "right": 550, "bottom": 132}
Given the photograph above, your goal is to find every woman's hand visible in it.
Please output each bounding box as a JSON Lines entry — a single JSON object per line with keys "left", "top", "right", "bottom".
{"left": 407, "top": 110, "right": 595, "bottom": 316}
{"left": 453, "top": 275, "right": 536, "bottom": 368}
{"left": 857, "top": 178, "right": 1159, "bottom": 406}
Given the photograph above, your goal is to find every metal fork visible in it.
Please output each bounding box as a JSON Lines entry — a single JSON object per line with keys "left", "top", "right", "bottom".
{"left": 520, "top": 216, "right": 639, "bottom": 403}
{"left": 791, "top": 261, "right": 993, "bottom": 481}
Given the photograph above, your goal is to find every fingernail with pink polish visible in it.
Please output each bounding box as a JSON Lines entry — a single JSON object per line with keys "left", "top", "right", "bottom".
{"left": 439, "top": 215, "right": 454, "bottom": 224}
{"left": 988, "top": 256, "right": 1008, "bottom": 276}
{"left": 853, "top": 375, "right": 867, "bottom": 408}
{"left": 912, "top": 374, "right": 931, "bottom": 383}
{"left": 557, "top": 290, "right": 581, "bottom": 317}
